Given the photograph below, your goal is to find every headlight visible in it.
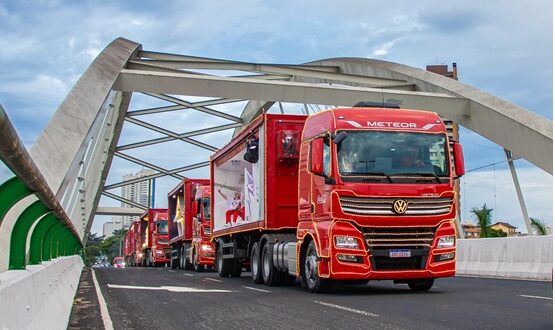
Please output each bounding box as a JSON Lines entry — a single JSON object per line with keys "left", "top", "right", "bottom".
{"left": 122, "top": 262, "right": 126, "bottom": 267}
{"left": 437, "top": 236, "right": 455, "bottom": 248}
{"left": 201, "top": 244, "right": 214, "bottom": 252}
{"left": 155, "top": 250, "right": 164, "bottom": 255}
{"left": 138, "top": 252, "right": 143, "bottom": 258}
{"left": 335, "top": 236, "right": 359, "bottom": 249}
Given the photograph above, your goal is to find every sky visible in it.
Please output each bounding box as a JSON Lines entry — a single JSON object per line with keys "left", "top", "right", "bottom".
{"left": 0, "top": 0, "right": 552, "bottom": 235}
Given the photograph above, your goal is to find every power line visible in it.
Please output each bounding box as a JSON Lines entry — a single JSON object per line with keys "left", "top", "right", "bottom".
{"left": 466, "top": 157, "right": 520, "bottom": 173}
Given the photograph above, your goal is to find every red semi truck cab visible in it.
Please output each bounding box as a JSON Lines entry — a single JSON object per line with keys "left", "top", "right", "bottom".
{"left": 295, "top": 108, "right": 465, "bottom": 291}
{"left": 211, "top": 107, "right": 464, "bottom": 293}
{"left": 168, "top": 179, "right": 215, "bottom": 271}
{"left": 140, "top": 208, "right": 170, "bottom": 266}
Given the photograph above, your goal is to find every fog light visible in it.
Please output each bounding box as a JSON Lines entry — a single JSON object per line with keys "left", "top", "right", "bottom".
{"left": 433, "top": 252, "right": 455, "bottom": 262}
{"left": 437, "top": 236, "right": 455, "bottom": 248}
{"left": 138, "top": 252, "right": 143, "bottom": 258}
{"left": 335, "top": 236, "right": 360, "bottom": 249}
{"left": 337, "top": 254, "right": 363, "bottom": 263}
{"left": 155, "top": 250, "right": 164, "bottom": 255}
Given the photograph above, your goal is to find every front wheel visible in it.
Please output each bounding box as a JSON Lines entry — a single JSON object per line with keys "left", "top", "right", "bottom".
{"left": 193, "top": 249, "right": 204, "bottom": 272}
{"left": 302, "top": 241, "right": 330, "bottom": 293}
{"left": 407, "top": 279, "right": 434, "bottom": 292}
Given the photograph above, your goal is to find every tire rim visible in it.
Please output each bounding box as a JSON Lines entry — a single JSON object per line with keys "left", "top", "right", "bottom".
{"left": 305, "top": 250, "right": 317, "bottom": 287}
{"left": 262, "top": 249, "right": 270, "bottom": 279}
{"left": 252, "top": 248, "right": 258, "bottom": 277}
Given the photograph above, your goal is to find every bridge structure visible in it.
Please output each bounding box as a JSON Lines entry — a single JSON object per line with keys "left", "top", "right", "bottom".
{"left": 0, "top": 38, "right": 552, "bottom": 329}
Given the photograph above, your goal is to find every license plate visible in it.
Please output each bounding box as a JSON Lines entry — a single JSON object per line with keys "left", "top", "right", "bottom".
{"left": 389, "top": 249, "right": 411, "bottom": 258}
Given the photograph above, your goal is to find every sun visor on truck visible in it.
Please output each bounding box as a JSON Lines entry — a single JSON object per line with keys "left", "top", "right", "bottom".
{"left": 243, "top": 136, "right": 259, "bottom": 163}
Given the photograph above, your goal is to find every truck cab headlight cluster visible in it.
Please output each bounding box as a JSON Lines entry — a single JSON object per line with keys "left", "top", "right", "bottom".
{"left": 437, "top": 236, "right": 455, "bottom": 248}
{"left": 155, "top": 249, "right": 164, "bottom": 255}
{"left": 335, "top": 236, "right": 360, "bottom": 249}
{"left": 201, "top": 244, "right": 214, "bottom": 252}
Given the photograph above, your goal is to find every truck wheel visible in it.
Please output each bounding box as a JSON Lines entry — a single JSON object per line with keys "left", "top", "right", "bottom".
{"left": 193, "top": 249, "right": 204, "bottom": 272}
{"left": 261, "top": 244, "right": 284, "bottom": 286}
{"left": 179, "top": 246, "right": 185, "bottom": 270}
{"left": 303, "top": 241, "right": 330, "bottom": 293}
{"left": 250, "top": 242, "right": 264, "bottom": 284}
{"left": 216, "top": 245, "right": 232, "bottom": 277}
{"left": 407, "top": 279, "right": 434, "bottom": 292}
{"left": 230, "top": 260, "right": 242, "bottom": 277}
{"left": 170, "top": 255, "right": 178, "bottom": 269}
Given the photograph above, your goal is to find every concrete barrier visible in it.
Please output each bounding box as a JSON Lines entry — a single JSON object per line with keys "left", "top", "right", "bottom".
{"left": 456, "top": 236, "right": 553, "bottom": 281}
{"left": 0, "top": 255, "right": 84, "bottom": 330}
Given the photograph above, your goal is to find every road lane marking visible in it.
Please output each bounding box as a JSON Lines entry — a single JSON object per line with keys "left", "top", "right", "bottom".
{"left": 107, "top": 284, "right": 233, "bottom": 293}
{"left": 313, "top": 301, "right": 379, "bottom": 317}
{"left": 184, "top": 273, "right": 194, "bottom": 277}
{"left": 242, "top": 286, "right": 271, "bottom": 293}
{"left": 91, "top": 269, "right": 115, "bottom": 330}
{"left": 205, "top": 278, "right": 222, "bottom": 283}
{"left": 520, "top": 295, "right": 553, "bottom": 301}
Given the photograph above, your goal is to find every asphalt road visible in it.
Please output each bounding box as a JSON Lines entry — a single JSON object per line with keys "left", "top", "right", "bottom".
{"left": 90, "top": 267, "right": 552, "bottom": 330}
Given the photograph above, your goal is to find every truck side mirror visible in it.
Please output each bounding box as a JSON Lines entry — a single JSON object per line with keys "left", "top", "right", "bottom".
{"left": 333, "top": 131, "right": 347, "bottom": 144}
{"left": 311, "top": 138, "right": 324, "bottom": 176}
{"left": 453, "top": 142, "right": 465, "bottom": 177}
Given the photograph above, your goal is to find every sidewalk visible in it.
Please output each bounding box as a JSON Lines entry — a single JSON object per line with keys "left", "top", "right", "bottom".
{"left": 67, "top": 267, "right": 104, "bottom": 329}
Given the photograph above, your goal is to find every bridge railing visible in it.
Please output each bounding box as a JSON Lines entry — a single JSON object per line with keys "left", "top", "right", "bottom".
{"left": 0, "top": 104, "right": 82, "bottom": 271}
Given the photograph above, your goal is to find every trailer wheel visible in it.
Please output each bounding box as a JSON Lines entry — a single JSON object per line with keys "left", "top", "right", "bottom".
{"left": 193, "top": 249, "right": 204, "bottom": 272}
{"left": 230, "top": 260, "right": 242, "bottom": 277}
{"left": 407, "top": 279, "right": 434, "bottom": 292}
{"left": 250, "top": 242, "right": 264, "bottom": 284}
{"left": 261, "top": 244, "right": 285, "bottom": 286}
{"left": 179, "top": 246, "right": 185, "bottom": 269}
{"left": 303, "top": 241, "right": 330, "bottom": 293}
{"left": 170, "top": 254, "right": 178, "bottom": 269}
{"left": 216, "top": 245, "right": 232, "bottom": 277}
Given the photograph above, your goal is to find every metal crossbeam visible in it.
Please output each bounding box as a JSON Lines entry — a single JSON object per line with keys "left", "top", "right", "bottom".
{"left": 117, "top": 122, "right": 242, "bottom": 151}
{"left": 102, "top": 191, "right": 148, "bottom": 210}
{"left": 124, "top": 116, "right": 219, "bottom": 152}
{"left": 104, "top": 160, "right": 210, "bottom": 190}
{"left": 127, "top": 98, "right": 244, "bottom": 117}
{"left": 114, "top": 151, "right": 185, "bottom": 180}
{"left": 144, "top": 93, "right": 243, "bottom": 123}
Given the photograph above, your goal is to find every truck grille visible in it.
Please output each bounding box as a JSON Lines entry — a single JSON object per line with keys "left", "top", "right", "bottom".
{"left": 363, "top": 227, "right": 436, "bottom": 249}
{"left": 363, "top": 227, "right": 435, "bottom": 271}
{"left": 339, "top": 196, "right": 452, "bottom": 216}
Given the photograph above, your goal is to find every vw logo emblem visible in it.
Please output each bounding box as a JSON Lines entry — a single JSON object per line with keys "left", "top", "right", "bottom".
{"left": 393, "top": 199, "right": 408, "bottom": 214}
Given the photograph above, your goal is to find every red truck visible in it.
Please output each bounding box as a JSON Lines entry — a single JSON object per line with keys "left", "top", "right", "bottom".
{"left": 123, "top": 220, "right": 140, "bottom": 266}
{"left": 137, "top": 208, "right": 170, "bottom": 267}
{"left": 211, "top": 107, "right": 464, "bottom": 293}
{"left": 168, "top": 179, "right": 215, "bottom": 271}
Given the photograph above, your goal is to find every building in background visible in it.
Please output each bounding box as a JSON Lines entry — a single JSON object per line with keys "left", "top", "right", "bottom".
{"left": 111, "top": 169, "right": 156, "bottom": 227}
{"left": 103, "top": 221, "right": 121, "bottom": 238}
{"left": 490, "top": 222, "right": 518, "bottom": 237}
{"left": 462, "top": 223, "right": 481, "bottom": 239}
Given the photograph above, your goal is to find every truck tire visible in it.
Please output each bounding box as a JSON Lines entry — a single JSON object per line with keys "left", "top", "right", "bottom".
{"left": 261, "top": 244, "right": 285, "bottom": 286}
{"left": 193, "top": 249, "right": 204, "bottom": 272}
{"left": 230, "top": 260, "right": 242, "bottom": 277}
{"left": 216, "top": 245, "right": 232, "bottom": 277}
{"left": 407, "top": 279, "right": 434, "bottom": 292}
{"left": 302, "top": 241, "right": 330, "bottom": 293}
{"left": 250, "top": 242, "right": 264, "bottom": 284}
{"left": 170, "top": 256, "right": 178, "bottom": 269}
{"left": 179, "top": 246, "right": 185, "bottom": 270}
{"left": 183, "top": 245, "right": 193, "bottom": 270}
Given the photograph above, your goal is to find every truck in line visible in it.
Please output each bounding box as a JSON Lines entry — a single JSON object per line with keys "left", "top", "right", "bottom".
{"left": 123, "top": 220, "right": 140, "bottom": 266}
{"left": 210, "top": 106, "right": 464, "bottom": 292}
{"left": 136, "top": 208, "right": 170, "bottom": 267}
{"left": 168, "top": 179, "right": 215, "bottom": 271}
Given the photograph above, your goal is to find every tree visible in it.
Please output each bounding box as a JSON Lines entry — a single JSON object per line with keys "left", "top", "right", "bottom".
{"left": 530, "top": 217, "right": 547, "bottom": 236}
{"left": 99, "top": 228, "right": 128, "bottom": 262}
{"left": 471, "top": 203, "right": 494, "bottom": 238}
{"left": 84, "top": 232, "right": 103, "bottom": 266}
{"left": 489, "top": 229, "right": 507, "bottom": 238}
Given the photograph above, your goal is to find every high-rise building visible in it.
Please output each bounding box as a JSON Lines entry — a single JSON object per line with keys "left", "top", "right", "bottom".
{"left": 112, "top": 169, "right": 156, "bottom": 227}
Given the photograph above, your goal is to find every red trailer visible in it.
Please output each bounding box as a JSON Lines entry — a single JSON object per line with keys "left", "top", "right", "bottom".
{"left": 211, "top": 107, "right": 465, "bottom": 292}
{"left": 168, "top": 179, "right": 215, "bottom": 271}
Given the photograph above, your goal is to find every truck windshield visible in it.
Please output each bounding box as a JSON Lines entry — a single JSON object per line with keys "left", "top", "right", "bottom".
{"left": 202, "top": 197, "right": 210, "bottom": 221}
{"left": 156, "top": 220, "right": 168, "bottom": 235}
{"left": 337, "top": 131, "right": 449, "bottom": 181}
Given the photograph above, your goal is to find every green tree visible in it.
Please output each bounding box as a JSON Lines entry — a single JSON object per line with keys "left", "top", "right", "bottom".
{"left": 99, "top": 228, "right": 128, "bottom": 262}
{"left": 489, "top": 229, "right": 507, "bottom": 237}
{"left": 471, "top": 203, "right": 494, "bottom": 238}
{"left": 530, "top": 217, "right": 547, "bottom": 236}
{"left": 84, "top": 232, "right": 103, "bottom": 266}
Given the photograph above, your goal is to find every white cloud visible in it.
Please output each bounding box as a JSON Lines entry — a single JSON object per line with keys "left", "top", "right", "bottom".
{"left": 373, "top": 40, "right": 397, "bottom": 56}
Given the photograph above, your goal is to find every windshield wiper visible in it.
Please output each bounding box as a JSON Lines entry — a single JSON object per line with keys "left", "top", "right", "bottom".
{"left": 399, "top": 172, "right": 442, "bottom": 183}
{"left": 362, "top": 172, "right": 394, "bottom": 183}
